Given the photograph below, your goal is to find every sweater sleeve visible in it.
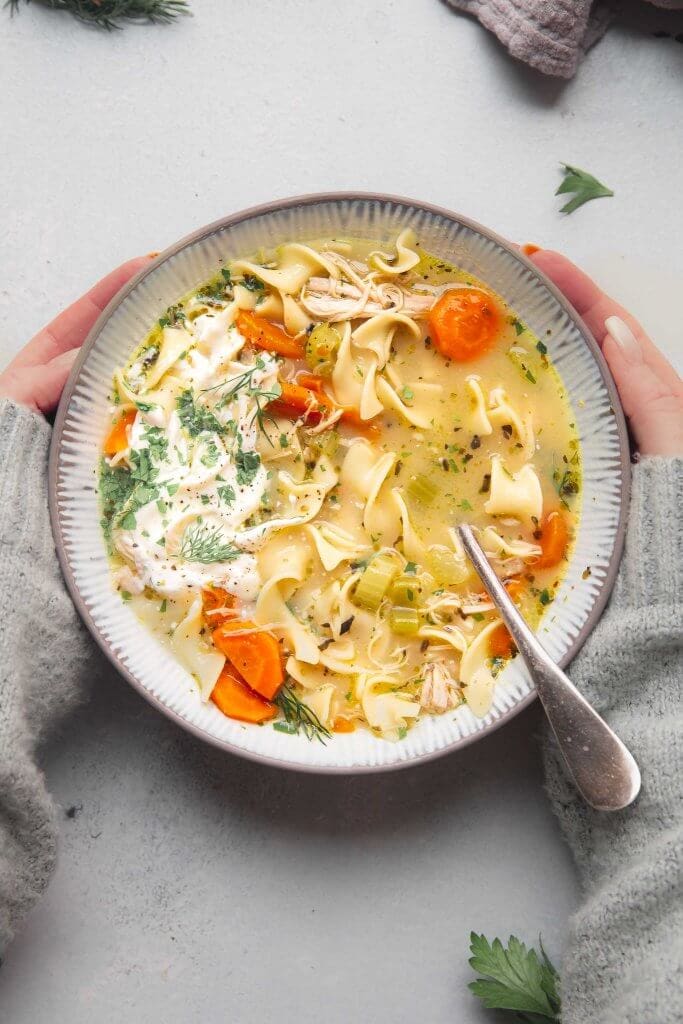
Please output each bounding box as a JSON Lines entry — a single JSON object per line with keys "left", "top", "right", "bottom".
{"left": 0, "top": 399, "right": 96, "bottom": 952}
{"left": 543, "top": 457, "right": 683, "bottom": 1024}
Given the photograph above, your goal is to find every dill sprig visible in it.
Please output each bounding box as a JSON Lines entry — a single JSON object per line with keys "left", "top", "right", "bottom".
{"left": 7, "top": 0, "right": 190, "bottom": 28}
{"left": 206, "top": 358, "right": 282, "bottom": 443}
{"left": 274, "top": 685, "right": 332, "bottom": 744}
{"left": 178, "top": 521, "right": 240, "bottom": 564}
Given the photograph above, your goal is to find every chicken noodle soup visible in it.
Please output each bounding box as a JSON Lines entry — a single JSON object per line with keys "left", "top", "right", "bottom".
{"left": 100, "top": 231, "right": 580, "bottom": 742}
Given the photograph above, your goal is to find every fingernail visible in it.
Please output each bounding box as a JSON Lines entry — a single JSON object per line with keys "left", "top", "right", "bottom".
{"left": 522, "top": 244, "right": 541, "bottom": 256}
{"left": 604, "top": 316, "right": 642, "bottom": 364}
{"left": 147, "top": 251, "right": 160, "bottom": 259}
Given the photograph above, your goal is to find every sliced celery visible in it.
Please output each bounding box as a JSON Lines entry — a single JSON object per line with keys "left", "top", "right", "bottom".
{"left": 406, "top": 473, "right": 438, "bottom": 504}
{"left": 319, "top": 429, "right": 340, "bottom": 458}
{"left": 390, "top": 573, "right": 424, "bottom": 605}
{"left": 305, "top": 323, "right": 341, "bottom": 377}
{"left": 354, "top": 553, "right": 400, "bottom": 611}
{"left": 389, "top": 606, "right": 420, "bottom": 636}
{"left": 425, "top": 545, "right": 469, "bottom": 586}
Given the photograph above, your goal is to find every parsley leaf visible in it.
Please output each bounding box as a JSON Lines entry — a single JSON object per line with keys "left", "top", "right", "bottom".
{"left": 511, "top": 318, "right": 525, "bottom": 336}
{"left": 201, "top": 440, "right": 220, "bottom": 467}
{"left": 556, "top": 163, "right": 614, "bottom": 215}
{"left": 241, "top": 273, "right": 265, "bottom": 292}
{"left": 468, "top": 933, "right": 561, "bottom": 1021}
{"left": 217, "top": 484, "right": 236, "bottom": 506}
{"left": 235, "top": 450, "right": 261, "bottom": 486}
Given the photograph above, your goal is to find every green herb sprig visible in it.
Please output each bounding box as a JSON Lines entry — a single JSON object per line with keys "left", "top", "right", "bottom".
{"left": 178, "top": 522, "right": 241, "bottom": 564}
{"left": 556, "top": 163, "right": 614, "bottom": 215}
{"left": 468, "top": 933, "right": 561, "bottom": 1022}
{"left": 208, "top": 357, "right": 282, "bottom": 440}
{"left": 274, "top": 686, "right": 332, "bottom": 744}
{"left": 7, "top": 0, "right": 190, "bottom": 29}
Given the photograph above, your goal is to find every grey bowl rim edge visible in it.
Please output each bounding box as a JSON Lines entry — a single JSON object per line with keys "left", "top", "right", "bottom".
{"left": 48, "top": 191, "right": 631, "bottom": 775}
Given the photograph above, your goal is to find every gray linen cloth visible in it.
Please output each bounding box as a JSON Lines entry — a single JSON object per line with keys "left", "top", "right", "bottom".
{"left": 0, "top": 396, "right": 681, "bottom": 1021}
{"left": 446, "top": 0, "right": 683, "bottom": 78}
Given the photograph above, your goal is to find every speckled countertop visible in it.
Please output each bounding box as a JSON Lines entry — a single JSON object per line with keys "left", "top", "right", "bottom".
{"left": 1, "top": 2, "right": 681, "bottom": 1021}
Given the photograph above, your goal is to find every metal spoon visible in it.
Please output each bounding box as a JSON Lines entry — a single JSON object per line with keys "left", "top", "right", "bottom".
{"left": 458, "top": 525, "right": 641, "bottom": 812}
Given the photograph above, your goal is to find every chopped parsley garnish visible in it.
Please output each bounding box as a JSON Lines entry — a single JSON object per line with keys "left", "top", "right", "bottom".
{"left": 196, "top": 267, "right": 233, "bottom": 304}
{"left": 201, "top": 440, "right": 221, "bottom": 467}
{"left": 100, "top": 459, "right": 136, "bottom": 540}
{"left": 554, "top": 466, "right": 580, "bottom": 500}
{"left": 158, "top": 303, "right": 186, "bottom": 328}
{"left": 217, "top": 484, "right": 236, "bottom": 506}
{"left": 241, "top": 273, "right": 265, "bottom": 292}
{"left": 235, "top": 450, "right": 261, "bottom": 486}
{"left": 177, "top": 390, "right": 225, "bottom": 437}
{"left": 511, "top": 318, "right": 525, "bottom": 336}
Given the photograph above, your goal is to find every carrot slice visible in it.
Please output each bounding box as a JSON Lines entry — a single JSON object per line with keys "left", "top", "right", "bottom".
{"left": 333, "top": 717, "right": 356, "bottom": 733}
{"left": 505, "top": 578, "right": 526, "bottom": 603}
{"left": 235, "top": 309, "right": 305, "bottom": 360}
{"left": 269, "top": 379, "right": 332, "bottom": 424}
{"left": 489, "top": 623, "right": 516, "bottom": 659}
{"left": 270, "top": 375, "right": 381, "bottom": 439}
{"left": 534, "top": 511, "right": 569, "bottom": 569}
{"left": 297, "top": 373, "right": 333, "bottom": 397}
{"left": 428, "top": 288, "right": 501, "bottom": 361}
{"left": 212, "top": 620, "right": 284, "bottom": 700}
{"left": 202, "top": 587, "right": 240, "bottom": 627}
{"left": 210, "top": 664, "right": 276, "bottom": 723}
{"left": 103, "top": 409, "right": 136, "bottom": 455}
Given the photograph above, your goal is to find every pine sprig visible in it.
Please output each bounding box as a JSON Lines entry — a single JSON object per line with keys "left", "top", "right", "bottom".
{"left": 7, "top": 0, "right": 191, "bottom": 30}
{"left": 556, "top": 163, "right": 614, "bottom": 215}
{"left": 468, "top": 933, "right": 561, "bottom": 1022}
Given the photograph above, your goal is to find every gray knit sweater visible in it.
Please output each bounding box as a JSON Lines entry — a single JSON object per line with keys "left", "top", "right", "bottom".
{"left": 0, "top": 398, "right": 681, "bottom": 1022}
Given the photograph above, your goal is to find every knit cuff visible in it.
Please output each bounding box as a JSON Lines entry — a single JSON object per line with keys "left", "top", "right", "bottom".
{"left": 0, "top": 400, "right": 52, "bottom": 560}
{"left": 615, "top": 456, "right": 683, "bottom": 610}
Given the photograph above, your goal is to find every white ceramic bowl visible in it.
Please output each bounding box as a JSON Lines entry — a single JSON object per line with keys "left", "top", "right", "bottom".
{"left": 49, "top": 194, "right": 629, "bottom": 772}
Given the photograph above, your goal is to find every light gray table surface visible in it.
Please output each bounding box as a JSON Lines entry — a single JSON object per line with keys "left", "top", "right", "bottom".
{"left": 1, "top": 3, "right": 681, "bottom": 1021}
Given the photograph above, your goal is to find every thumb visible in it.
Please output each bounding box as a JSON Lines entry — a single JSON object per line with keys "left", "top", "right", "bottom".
{"left": 0, "top": 349, "right": 80, "bottom": 416}
{"left": 603, "top": 316, "right": 683, "bottom": 457}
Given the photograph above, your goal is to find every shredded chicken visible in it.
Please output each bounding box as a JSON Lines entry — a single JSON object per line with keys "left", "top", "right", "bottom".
{"left": 420, "top": 663, "right": 462, "bottom": 713}
{"left": 302, "top": 275, "right": 435, "bottom": 322}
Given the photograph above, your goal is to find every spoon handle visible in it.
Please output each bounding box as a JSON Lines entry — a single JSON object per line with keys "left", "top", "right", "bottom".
{"left": 458, "top": 525, "right": 641, "bottom": 812}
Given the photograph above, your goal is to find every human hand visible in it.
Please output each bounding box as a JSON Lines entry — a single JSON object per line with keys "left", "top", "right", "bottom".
{"left": 524, "top": 248, "right": 683, "bottom": 457}
{"left": 0, "top": 257, "right": 153, "bottom": 416}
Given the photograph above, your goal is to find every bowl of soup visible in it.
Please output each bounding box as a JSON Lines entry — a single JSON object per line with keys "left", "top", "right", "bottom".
{"left": 49, "top": 194, "right": 629, "bottom": 771}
